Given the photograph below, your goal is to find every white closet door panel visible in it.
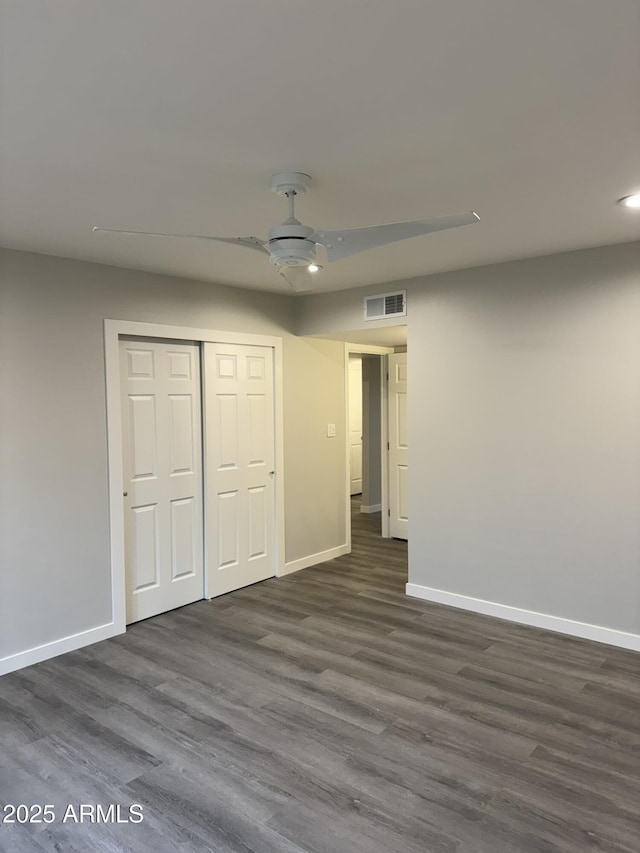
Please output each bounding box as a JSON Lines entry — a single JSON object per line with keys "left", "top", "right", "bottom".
{"left": 216, "top": 395, "right": 240, "bottom": 470}
{"left": 169, "top": 395, "right": 195, "bottom": 475}
{"left": 167, "top": 350, "right": 193, "bottom": 379}
{"left": 129, "top": 396, "right": 158, "bottom": 480}
{"left": 204, "top": 343, "right": 275, "bottom": 597}
{"left": 121, "top": 339, "right": 204, "bottom": 623}
{"left": 127, "top": 348, "right": 155, "bottom": 379}
{"left": 217, "top": 491, "right": 240, "bottom": 569}
{"left": 246, "top": 354, "right": 266, "bottom": 380}
{"left": 129, "top": 504, "right": 159, "bottom": 591}
{"left": 248, "top": 486, "right": 268, "bottom": 560}
{"left": 247, "top": 395, "right": 268, "bottom": 466}
{"left": 170, "top": 497, "right": 198, "bottom": 581}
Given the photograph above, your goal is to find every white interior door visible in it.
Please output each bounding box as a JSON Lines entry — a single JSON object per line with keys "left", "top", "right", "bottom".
{"left": 120, "top": 339, "right": 204, "bottom": 623}
{"left": 388, "top": 352, "right": 408, "bottom": 539}
{"left": 204, "top": 343, "right": 276, "bottom": 597}
{"left": 349, "top": 356, "right": 363, "bottom": 495}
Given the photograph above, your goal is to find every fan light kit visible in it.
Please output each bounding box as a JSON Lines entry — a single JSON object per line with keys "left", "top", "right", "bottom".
{"left": 617, "top": 193, "right": 640, "bottom": 209}
{"left": 93, "top": 172, "right": 480, "bottom": 292}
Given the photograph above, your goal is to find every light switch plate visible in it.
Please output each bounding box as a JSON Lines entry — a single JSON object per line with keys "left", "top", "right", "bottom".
{"left": 327, "top": 423, "right": 336, "bottom": 437}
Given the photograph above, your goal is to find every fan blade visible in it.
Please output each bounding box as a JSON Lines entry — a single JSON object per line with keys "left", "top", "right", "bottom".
{"left": 309, "top": 211, "right": 479, "bottom": 263}
{"left": 92, "top": 227, "right": 268, "bottom": 255}
{"left": 279, "top": 266, "right": 315, "bottom": 292}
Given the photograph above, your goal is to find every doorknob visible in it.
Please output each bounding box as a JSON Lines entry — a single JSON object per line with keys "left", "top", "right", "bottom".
{"left": 269, "top": 471, "right": 275, "bottom": 476}
{"left": 123, "top": 491, "right": 128, "bottom": 497}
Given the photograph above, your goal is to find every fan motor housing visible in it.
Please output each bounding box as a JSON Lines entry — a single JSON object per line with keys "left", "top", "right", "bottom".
{"left": 268, "top": 238, "right": 317, "bottom": 267}
{"left": 268, "top": 221, "right": 316, "bottom": 267}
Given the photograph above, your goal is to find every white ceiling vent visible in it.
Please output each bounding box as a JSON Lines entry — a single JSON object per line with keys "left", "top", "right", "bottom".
{"left": 363, "top": 290, "right": 406, "bottom": 321}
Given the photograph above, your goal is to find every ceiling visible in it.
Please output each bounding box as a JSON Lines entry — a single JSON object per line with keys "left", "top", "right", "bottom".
{"left": 1, "top": 0, "right": 639, "bottom": 295}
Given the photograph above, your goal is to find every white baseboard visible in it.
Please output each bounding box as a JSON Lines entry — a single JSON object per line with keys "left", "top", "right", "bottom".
{"left": 406, "top": 583, "right": 640, "bottom": 653}
{"left": 280, "top": 543, "right": 350, "bottom": 577}
{"left": 360, "top": 503, "right": 382, "bottom": 514}
{"left": 0, "top": 622, "right": 122, "bottom": 677}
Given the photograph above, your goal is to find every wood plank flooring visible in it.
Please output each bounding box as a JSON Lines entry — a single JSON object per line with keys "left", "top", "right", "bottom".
{"left": 1, "top": 499, "right": 640, "bottom": 852}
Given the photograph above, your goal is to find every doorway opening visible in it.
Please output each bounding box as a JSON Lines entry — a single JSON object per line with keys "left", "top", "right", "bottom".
{"left": 344, "top": 332, "right": 408, "bottom": 553}
{"left": 347, "top": 352, "right": 383, "bottom": 538}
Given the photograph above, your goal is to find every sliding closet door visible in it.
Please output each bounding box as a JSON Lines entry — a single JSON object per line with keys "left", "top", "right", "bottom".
{"left": 120, "top": 339, "right": 204, "bottom": 623}
{"left": 204, "top": 343, "right": 276, "bottom": 597}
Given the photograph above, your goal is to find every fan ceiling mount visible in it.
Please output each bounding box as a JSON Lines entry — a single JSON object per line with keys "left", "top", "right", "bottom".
{"left": 93, "top": 171, "right": 479, "bottom": 292}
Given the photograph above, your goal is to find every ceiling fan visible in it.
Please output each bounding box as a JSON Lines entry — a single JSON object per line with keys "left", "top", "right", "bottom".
{"left": 93, "top": 172, "right": 480, "bottom": 292}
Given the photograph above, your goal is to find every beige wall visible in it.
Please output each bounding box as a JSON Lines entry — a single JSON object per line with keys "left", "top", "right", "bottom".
{"left": 0, "top": 249, "right": 346, "bottom": 663}
{"left": 297, "top": 241, "right": 640, "bottom": 639}
{"left": 283, "top": 337, "right": 347, "bottom": 560}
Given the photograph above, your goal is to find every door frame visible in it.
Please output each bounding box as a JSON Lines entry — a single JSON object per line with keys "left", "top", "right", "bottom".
{"left": 343, "top": 343, "right": 393, "bottom": 550}
{"left": 105, "top": 319, "right": 285, "bottom": 634}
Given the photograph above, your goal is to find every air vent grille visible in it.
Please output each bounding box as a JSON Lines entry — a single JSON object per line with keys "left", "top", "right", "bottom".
{"left": 363, "top": 290, "right": 406, "bottom": 321}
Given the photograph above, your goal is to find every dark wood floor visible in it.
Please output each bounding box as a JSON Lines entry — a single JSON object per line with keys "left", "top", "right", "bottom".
{"left": 1, "top": 501, "right": 640, "bottom": 852}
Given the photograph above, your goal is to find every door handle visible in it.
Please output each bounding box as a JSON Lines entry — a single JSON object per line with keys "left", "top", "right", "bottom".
{"left": 268, "top": 471, "right": 275, "bottom": 476}
{"left": 123, "top": 491, "right": 128, "bottom": 497}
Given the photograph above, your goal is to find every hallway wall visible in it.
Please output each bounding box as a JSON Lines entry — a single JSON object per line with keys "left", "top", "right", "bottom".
{"left": 296, "top": 241, "right": 640, "bottom": 646}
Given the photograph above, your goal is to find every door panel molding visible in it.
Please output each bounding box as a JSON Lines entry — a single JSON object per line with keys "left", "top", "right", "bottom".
{"left": 105, "top": 319, "right": 285, "bottom": 635}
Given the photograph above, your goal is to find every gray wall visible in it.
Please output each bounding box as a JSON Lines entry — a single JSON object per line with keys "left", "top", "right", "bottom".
{"left": 297, "top": 241, "right": 640, "bottom": 636}
{"left": 4, "top": 239, "right": 640, "bottom": 664}
{"left": 0, "top": 249, "right": 346, "bottom": 660}
{"left": 296, "top": 281, "right": 408, "bottom": 340}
